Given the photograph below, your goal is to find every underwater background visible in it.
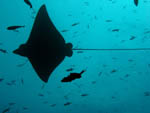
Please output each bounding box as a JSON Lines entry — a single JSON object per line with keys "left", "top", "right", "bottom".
{"left": 0, "top": 0, "right": 150, "bottom": 113}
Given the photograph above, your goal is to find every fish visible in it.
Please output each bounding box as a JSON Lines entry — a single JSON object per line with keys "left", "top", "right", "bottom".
{"left": 61, "top": 70, "right": 85, "bottom": 82}
{"left": 21, "top": 78, "right": 24, "bottom": 85}
{"left": 134, "top": 0, "right": 138, "bottom": 6}
{"left": 0, "top": 49, "right": 7, "bottom": 53}
{"left": 110, "top": 69, "right": 117, "bottom": 73}
{"left": 144, "top": 31, "right": 150, "bottom": 34}
{"left": 6, "top": 82, "right": 16, "bottom": 86}
{"left": 50, "top": 104, "right": 56, "bottom": 107}
{"left": 66, "top": 68, "right": 74, "bottom": 72}
{"left": 23, "top": 107, "right": 28, "bottom": 110}
{"left": 64, "top": 102, "right": 71, "bottom": 106}
{"left": 129, "top": 36, "right": 136, "bottom": 40}
{"left": 61, "top": 29, "right": 69, "bottom": 32}
{"left": 24, "top": 0, "right": 32, "bottom": 8}
{"left": 124, "top": 74, "right": 130, "bottom": 78}
{"left": 98, "top": 72, "right": 102, "bottom": 76}
{"left": 91, "top": 81, "right": 96, "bottom": 84}
{"left": 111, "top": 96, "right": 116, "bottom": 99}
{"left": 81, "top": 94, "right": 88, "bottom": 97}
{"left": 105, "top": 20, "right": 112, "bottom": 22}
{"left": 112, "top": 29, "right": 120, "bottom": 32}
{"left": 5, "top": 80, "right": 16, "bottom": 86}
{"left": 71, "top": 22, "right": 80, "bottom": 26}
{"left": 16, "top": 60, "right": 28, "bottom": 67}
{"left": 144, "top": 91, "right": 150, "bottom": 96}
{"left": 94, "top": 16, "right": 98, "bottom": 20}
{"left": 7, "top": 26, "right": 25, "bottom": 31}
{"left": 8, "top": 102, "right": 16, "bottom": 106}
{"left": 0, "top": 78, "right": 4, "bottom": 82}
{"left": 6, "top": 83, "right": 12, "bottom": 86}
{"left": 13, "top": 5, "right": 73, "bottom": 83}
{"left": 17, "top": 63, "right": 25, "bottom": 67}
{"left": 38, "top": 93, "right": 44, "bottom": 97}
{"left": 84, "top": 2, "right": 89, "bottom": 6}
{"left": 2, "top": 108, "right": 10, "bottom": 113}
{"left": 68, "top": 14, "right": 72, "bottom": 16}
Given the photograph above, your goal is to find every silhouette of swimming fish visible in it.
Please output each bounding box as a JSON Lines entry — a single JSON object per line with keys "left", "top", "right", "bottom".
{"left": 134, "top": 0, "right": 138, "bottom": 6}
{"left": 7, "top": 26, "right": 25, "bottom": 31}
{"left": 0, "top": 49, "right": 7, "bottom": 53}
{"left": 61, "top": 70, "right": 85, "bottom": 82}
{"left": 24, "top": 0, "right": 32, "bottom": 8}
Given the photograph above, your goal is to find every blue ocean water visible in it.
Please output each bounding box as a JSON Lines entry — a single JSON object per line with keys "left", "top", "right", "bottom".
{"left": 0, "top": 0, "right": 150, "bottom": 113}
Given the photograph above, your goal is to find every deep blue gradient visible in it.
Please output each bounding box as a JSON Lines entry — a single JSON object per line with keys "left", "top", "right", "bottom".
{"left": 0, "top": 0, "right": 150, "bottom": 113}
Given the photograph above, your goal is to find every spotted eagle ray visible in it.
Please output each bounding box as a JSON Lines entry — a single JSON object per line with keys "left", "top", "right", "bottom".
{"left": 13, "top": 5, "right": 73, "bottom": 82}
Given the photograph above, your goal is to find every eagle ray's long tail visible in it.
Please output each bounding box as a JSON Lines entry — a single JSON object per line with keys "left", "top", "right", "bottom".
{"left": 72, "top": 48, "right": 150, "bottom": 51}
